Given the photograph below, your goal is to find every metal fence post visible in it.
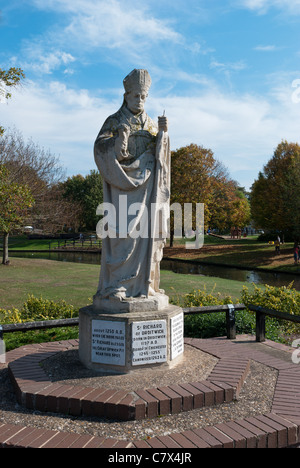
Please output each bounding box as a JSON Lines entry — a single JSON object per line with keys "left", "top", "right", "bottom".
{"left": 0, "top": 326, "right": 5, "bottom": 364}
{"left": 256, "top": 310, "right": 266, "bottom": 342}
{"left": 226, "top": 304, "right": 236, "bottom": 340}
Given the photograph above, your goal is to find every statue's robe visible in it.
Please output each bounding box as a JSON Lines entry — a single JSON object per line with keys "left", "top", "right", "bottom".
{"left": 94, "top": 104, "right": 170, "bottom": 301}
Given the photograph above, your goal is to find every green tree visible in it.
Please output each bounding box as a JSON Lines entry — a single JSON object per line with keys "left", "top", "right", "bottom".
{"left": 0, "top": 67, "right": 25, "bottom": 135}
{"left": 61, "top": 170, "right": 103, "bottom": 231}
{"left": 250, "top": 140, "right": 300, "bottom": 239}
{"left": 0, "top": 165, "right": 34, "bottom": 264}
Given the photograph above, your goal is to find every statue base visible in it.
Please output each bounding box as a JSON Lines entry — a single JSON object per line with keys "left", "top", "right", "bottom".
{"left": 93, "top": 292, "right": 169, "bottom": 313}
{"left": 79, "top": 304, "right": 184, "bottom": 374}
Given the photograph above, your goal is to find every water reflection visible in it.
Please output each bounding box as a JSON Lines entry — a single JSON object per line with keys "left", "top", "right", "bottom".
{"left": 9, "top": 251, "right": 300, "bottom": 290}
{"left": 161, "top": 259, "right": 300, "bottom": 290}
{"left": 9, "top": 251, "right": 102, "bottom": 265}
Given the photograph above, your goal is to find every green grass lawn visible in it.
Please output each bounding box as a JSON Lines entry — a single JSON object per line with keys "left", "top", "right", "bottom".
{"left": 198, "top": 243, "right": 293, "bottom": 268}
{"left": 0, "top": 236, "right": 53, "bottom": 250}
{"left": 0, "top": 235, "right": 101, "bottom": 251}
{"left": 0, "top": 257, "right": 258, "bottom": 312}
{"left": 0, "top": 258, "right": 98, "bottom": 310}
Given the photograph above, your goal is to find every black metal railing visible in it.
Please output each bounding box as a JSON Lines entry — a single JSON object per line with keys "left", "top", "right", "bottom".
{"left": 1, "top": 303, "right": 299, "bottom": 344}
{"left": 49, "top": 236, "right": 101, "bottom": 250}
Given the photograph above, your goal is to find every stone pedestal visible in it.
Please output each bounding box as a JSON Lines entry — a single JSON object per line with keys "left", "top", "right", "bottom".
{"left": 93, "top": 292, "right": 169, "bottom": 313}
{"left": 79, "top": 304, "right": 184, "bottom": 374}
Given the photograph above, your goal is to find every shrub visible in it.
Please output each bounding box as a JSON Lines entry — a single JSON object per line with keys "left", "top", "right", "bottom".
{"left": 241, "top": 283, "right": 300, "bottom": 342}
{"left": 257, "top": 231, "right": 294, "bottom": 242}
{"left": 0, "top": 295, "right": 79, "bottom": 351}
{"left": 3, "top": 327, "right": 79, "bottom": 351}
{"left": 183, "top": 285, "right": 233, "bottom": 308}
{"left": 0, "top": 294, "right": 78, "bottom": 324}
{"left": 183, "top": 285, "right": 255, "bottom": 339}
{"left": 241, "top": 283, "right": 300, "bottom": 315}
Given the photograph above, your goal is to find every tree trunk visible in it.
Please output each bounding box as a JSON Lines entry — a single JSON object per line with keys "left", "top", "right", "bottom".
{"left": 170, "top": 228, "right": 174, "bottom": 248}
{"left": 2, "top": 232, "right": 10, "bottom": 265}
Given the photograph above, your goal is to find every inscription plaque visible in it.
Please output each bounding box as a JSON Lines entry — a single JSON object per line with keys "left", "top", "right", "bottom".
{"left": 92, "top": 320, "right": 125, "bottom": 365}
{"left": 171, "top": 313, "right": 184, "bottom": 359}
{"left": 132, "top": 320, "right": 167, "bottom": 366}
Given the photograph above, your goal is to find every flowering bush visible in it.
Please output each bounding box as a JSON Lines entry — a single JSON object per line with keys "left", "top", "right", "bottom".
{"left": 241, "top": 283, "right": 300, "bottom": 314}
{"left": 0, "top": 307, "right": 22, "bottom": 324}
{"left": 0, "top": 295, "right": 78, "bottom": 324}
{"left": 184, "top": 285, "right": 233, "bottom": 308}
{"left": 0, "top": 295, "right": 79, "bottom": 351}
{"left": 241, "top": 283, "right": 300, "bottom": 338}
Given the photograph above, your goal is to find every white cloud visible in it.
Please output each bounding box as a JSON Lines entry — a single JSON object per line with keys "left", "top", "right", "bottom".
{"left": 254, "top": 45, "right": 278, "bottom": 51}
{"left": 208, "top": 60, "right": 248, "bottom": 90}
{"left": 18, "top": 43, "right": 76, "bottom": 75}
{"left": 29, "top": 0, "right": 182, "bottom": 53}
{"left": 7, "top": 0, "right": 185, "bottom": 83}
{"left": 0, "top": 80, "right": 117, "bottom": 175}
{"left": 238, "top": 0, "right": 271, "bottom": 13}
{"left": 235, "top": 0, "right": 300, "bottom": 14}
{"left": 2, "top": 76, "right": 299, "bottom": 189}
{"left": 210, "top": 60, "right": 247, "bottom": 72}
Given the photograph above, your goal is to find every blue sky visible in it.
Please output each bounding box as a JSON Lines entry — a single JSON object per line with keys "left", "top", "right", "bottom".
{"left": 1, "top": 0, "right": 300, "bottom": 190}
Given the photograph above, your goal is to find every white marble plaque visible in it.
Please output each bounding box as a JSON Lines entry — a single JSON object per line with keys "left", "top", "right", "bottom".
{"left": 92, "top": 320, "right": 125, "bottom": 365}
{"left": 171, "top": 313, "right": 184, "bottom": 360}
{"left": 132, "top": 320, "right": 167, "bottom": 366}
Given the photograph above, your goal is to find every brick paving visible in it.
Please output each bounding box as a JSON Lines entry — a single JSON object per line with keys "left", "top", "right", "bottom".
{"left": 6, "top": 339, "right": 248, "bottom": 421}
{"left": 1, "top": 335, "right": 300, "bottom": 448}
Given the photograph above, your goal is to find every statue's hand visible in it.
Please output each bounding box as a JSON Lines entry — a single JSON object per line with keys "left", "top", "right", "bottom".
{"left": 118, "top": 123, "right": 130, "bottom": 139}
{"left": 158, "top": 115, "right": 168, "bottom": 132}
{"left": 115, "top": 124, "right": 130, "bottom": 160}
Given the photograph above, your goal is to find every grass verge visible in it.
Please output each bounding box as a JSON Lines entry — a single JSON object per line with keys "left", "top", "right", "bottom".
{"left": 0, "top": 257, "right": 258, "bottom": 310}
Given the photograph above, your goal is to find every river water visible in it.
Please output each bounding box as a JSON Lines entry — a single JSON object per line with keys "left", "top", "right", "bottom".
{"left": 8, "top": 250, "right": 300, "bottom": 291}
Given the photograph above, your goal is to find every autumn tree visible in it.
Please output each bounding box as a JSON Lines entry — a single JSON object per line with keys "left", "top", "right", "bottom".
{"left": 171, "top": 144, "right": 216, "bottom": 240}
{"left": 209, "top": 180, "right": 251, "bottom": 232}
{"left": 250, "top": 140, "right": 300, "bottom": 239}
{"left": 0, "top": 129, "right": 75, "bottom": 234}
{"left": 0, "top": 128, "right": 64, "bottom": 191}
{"left": 32, "top": 183, "right": 83, "bottom": 235}
{"left": 229, "top": 187, "right": 251, "bottom": 228}
{"left": 170, "top": 144, "right": 250, "bottom": 244}
{"left": 0, "top": 67, "right": 25, "bottom": 135}
{"left": 0, "top": 165, "right": 34, "bottom": 264}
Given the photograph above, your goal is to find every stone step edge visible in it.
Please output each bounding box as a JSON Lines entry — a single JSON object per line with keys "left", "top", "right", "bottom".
{"left": 0, "top": 412, "right": 299, "bottom": 448}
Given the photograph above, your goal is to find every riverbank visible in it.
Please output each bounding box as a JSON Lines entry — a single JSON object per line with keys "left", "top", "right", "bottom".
{"left": 163, "top": 241, "right": 300, "bottom": 275}
{"left": 2, "top": 235, "right": 298, "bottom": 274}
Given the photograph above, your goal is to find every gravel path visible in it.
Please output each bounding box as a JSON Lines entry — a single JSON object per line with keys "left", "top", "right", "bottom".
{"left": 41, "top": 345, "right": 218, "bottom": 391}
{"left": 0, "top": 343, "right": 278, "bottom": 442}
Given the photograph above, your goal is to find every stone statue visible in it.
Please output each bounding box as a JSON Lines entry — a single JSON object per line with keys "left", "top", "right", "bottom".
{"left": 93, "top": 69, "right": 170, "bottom": 312}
